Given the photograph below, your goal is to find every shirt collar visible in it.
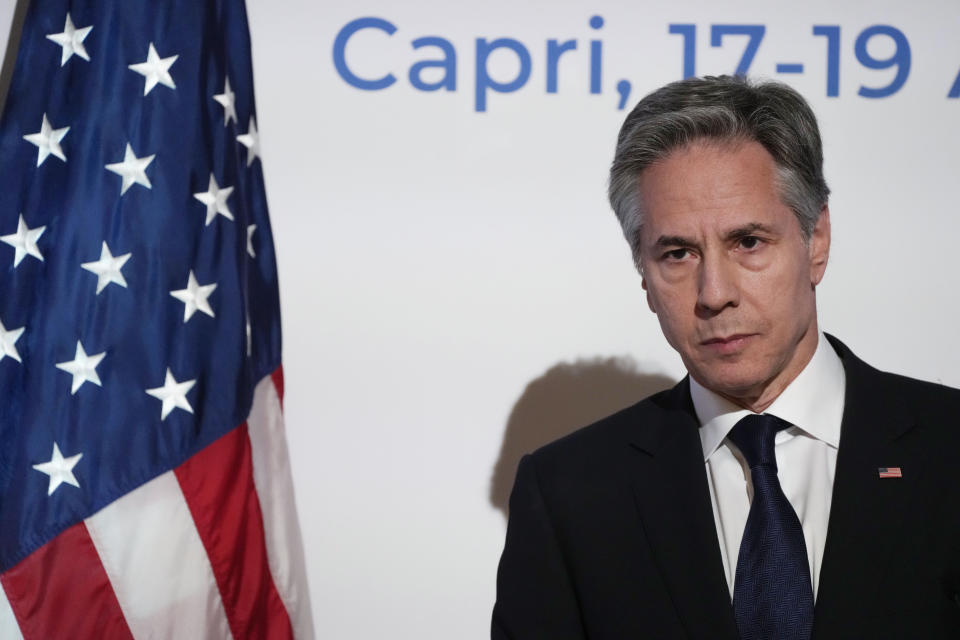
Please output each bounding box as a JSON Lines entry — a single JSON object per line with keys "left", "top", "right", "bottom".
{"left": 693, "top": 332, "right": 846, "bottom": 462}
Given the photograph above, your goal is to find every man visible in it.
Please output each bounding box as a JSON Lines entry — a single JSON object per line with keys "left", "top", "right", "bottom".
{"left": 492, "top": 75, "right": 960, "bottom": 639}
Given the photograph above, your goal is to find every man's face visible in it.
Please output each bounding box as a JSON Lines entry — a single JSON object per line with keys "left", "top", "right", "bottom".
{"left": 637, "top": 140, "right": 830, "bottom": 409}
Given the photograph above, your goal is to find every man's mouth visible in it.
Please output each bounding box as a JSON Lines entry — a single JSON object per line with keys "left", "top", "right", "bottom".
{"left": 700, "top": 334, "right": 757, "bottom": 354}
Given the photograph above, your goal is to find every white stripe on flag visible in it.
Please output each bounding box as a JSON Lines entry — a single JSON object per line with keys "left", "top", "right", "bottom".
{"left": 85, "top": 471, "right": 233, "bottom": 640}
{"left": 248, "top": 374, "right": 315, "bottom": 638}
{"left": 0, "top": 586, "right": 24, "bottom": 640}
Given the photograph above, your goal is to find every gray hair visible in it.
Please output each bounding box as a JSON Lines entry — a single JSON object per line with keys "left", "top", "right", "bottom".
{"left": 608, "top": 75, "right": 830, "bottom": 260}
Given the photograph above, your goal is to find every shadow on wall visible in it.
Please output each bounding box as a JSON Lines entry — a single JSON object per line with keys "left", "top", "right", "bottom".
{"left": 489, "top": 356, "right": 676, "bottom": 518}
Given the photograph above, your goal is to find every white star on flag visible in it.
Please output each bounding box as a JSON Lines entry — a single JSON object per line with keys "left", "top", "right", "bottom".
{"left": 105, "top": 143, "right": 155, "bottom": 195}
{"left": 170, "top": 270, "right": 217, "bottom": 322}
{"left": 146, "top": 368, "right": 196, "bottom": 420}
{"left": 246, "top": 224, "right": 257, "bottom": 258}
{"left": 45, "top": 13, "right": 92, "bottom": 66}
{"left": 81, "top": 241, "right": 131, "bottom": 294}
{"left": 33, "top": 443, "right": 83, "bottom": 496}
{"left": 0, "top": 319, "right": 25, "bottom": 364}
{"left": 128, "top": 42, "right": 178, "bottom": 96}
{"left": 1, "top": 214, "right": 45, "bottom": 267}
{"left": 55, "top": 341, "right": 106, "bottom": 395}
{"left": 237, "top": 117, "right": 260, "bottom": 167}
{"left": 214, "top": 77, "right": 238, "bottom": 126}
{"left": 23, "top": 113, "right": 69, "bottom": 166}
{"left": 193, "top": 174, "right": 234, "bottom": 225}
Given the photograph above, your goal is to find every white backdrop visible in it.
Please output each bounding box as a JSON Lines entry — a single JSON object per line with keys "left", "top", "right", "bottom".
{"left": 3, "top": 0, "right": 960, "bottom": 637}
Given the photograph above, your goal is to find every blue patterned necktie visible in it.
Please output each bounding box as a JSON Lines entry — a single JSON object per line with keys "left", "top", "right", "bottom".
{"left": 727, "top": 414, "right": 814, "bottom": 640}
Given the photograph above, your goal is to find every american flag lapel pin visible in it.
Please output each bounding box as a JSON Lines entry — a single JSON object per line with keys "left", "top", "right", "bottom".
{"left": 878, "top": 467, "right": 903, "bottom": 478}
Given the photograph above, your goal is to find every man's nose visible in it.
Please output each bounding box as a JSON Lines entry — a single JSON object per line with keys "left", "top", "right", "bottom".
{"left": 696, "top": 252, "right": 739, "bottom": 315}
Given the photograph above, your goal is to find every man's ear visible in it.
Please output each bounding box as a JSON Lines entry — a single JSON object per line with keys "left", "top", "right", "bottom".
{"left": 635, "top": 242, "right": 657, "bottom": 314}
{"left": 809, "top": 205, "right": 831, "bottom": 286}
{"left": 641, "top": 273, "right": 657, "bottom": 314}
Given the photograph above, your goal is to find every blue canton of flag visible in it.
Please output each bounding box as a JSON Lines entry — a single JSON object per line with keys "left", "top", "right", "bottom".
{"left": 0, "top": 1, "right": 313, "bottom": 638}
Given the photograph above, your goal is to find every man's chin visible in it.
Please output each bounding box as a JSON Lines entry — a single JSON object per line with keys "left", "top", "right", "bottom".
{"left": 691, "top": 368, "right": 767, "bottom": 404}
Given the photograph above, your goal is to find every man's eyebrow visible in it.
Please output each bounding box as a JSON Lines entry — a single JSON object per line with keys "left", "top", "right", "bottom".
{"left": 654, "top": 235, "right": 699, "bottom": 249}
{"left": 725, "top": 222, "right": 776, "bottom": 240}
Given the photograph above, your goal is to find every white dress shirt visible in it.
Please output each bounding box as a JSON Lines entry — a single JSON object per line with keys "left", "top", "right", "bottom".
{"left": 692, "top": 332, "right": 846, "bottom": 601}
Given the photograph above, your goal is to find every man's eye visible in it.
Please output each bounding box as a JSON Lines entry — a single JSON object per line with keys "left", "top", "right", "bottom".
{"left": 739, "top": 236, "right": 762, "bottom": 250}
{"left": 664, "top": 248, "right": 689, "bottom": 261}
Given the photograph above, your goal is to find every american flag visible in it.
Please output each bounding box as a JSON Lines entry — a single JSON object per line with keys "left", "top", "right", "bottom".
{"left": 878, "top": 467, "right": 903, "bottom": 478}
{"left": 0, "top": 1, "right": 313, "bottom": 638}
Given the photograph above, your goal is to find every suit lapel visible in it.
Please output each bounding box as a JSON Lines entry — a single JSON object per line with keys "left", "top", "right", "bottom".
{"left": 624, "top": 380, "right": 740, "bottom": 640}
{"left": 812, "top": 337, "right": 925, "bottom": 637}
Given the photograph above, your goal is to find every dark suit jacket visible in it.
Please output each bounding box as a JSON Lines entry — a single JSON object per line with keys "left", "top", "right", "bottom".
{"left": 492, "top": 336, "right": 960, "bottom": 638}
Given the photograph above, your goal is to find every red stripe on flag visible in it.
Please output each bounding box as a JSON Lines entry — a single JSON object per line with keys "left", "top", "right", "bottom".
{"left": 175, "top": 423, "right": 294, "bottom": 640}
{"left": 271, "top": 366, "right": 284, "bottom": 407}
{"left": 0, "top": 522, "right": 133, "bottom": 640}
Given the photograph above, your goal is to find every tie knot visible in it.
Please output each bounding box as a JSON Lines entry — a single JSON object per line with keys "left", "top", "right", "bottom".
{"left": 727, "top": 413, "right": 790, "bottom": 470}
